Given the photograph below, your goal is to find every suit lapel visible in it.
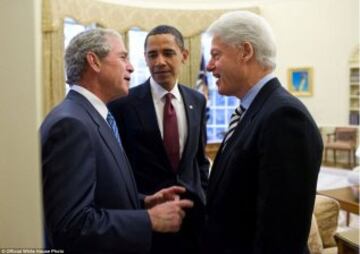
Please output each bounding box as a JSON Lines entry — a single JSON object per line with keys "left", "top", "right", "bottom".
{"left": 132, "top": 81, "right": 173, "bottom": 171}
{"left": 178, "top": 85, "right": 195, "bottom": 171}
{"left": 133, "top": 82, "right": 163, "bottom": 142}
{"left": 207, "top": 79, "right": 281, "bottom": 201}
{"left": 68, "top": 91, "right": 139, "bottom": 207}
{"left": 97, "top": 123, "right": 139, "bottom": 207}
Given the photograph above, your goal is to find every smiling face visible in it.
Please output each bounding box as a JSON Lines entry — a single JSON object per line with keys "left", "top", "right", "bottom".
{"left": 206, "top": 35, "right": 246, "bottom": 98}
{"left": 145, "top": 33, "right": 188, "bottom": 91}
{"left": 97, "top": 35, "right": 134, "bottom": 101}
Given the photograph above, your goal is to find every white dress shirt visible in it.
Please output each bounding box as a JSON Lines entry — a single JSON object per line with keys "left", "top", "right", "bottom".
{"left": 150, "top": 78, "right": 188, "bottom": 157}
{"left": 71, "top": 85, "right": 109, "bottom": 122}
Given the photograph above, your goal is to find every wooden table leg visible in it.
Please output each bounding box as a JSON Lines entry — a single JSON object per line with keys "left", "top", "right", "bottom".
{"left": 346, "top": 212, "right": 350, "bottom": 226}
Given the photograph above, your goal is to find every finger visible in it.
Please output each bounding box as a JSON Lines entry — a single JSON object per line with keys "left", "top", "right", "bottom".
{"left": 178, "top": 208, "right": 185, "bottom": 219}
{"left": 157, "top": 193, "right": 164, "bottom": 201}
{"left": 162, "top": 191, "right": 174, "bottom": 200}
{"left": 178, "top": 199, "right": 194, "bottom": 209}
{"left": 165, "top": 186, "right": 186, "bottom": 194}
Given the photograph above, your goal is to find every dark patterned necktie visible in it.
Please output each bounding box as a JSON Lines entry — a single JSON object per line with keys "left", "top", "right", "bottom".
{"left": 222, "top": 105, "right": 245, "bottom": 149}
{"left": 106, "top": 112, "right": 122, "bottom": 146}
{"left": 163, "top": 93, "right": 180, "bottom": 172}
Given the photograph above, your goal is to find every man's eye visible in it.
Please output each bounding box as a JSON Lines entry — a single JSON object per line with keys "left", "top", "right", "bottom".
{"left": 147, "top": 53, "right": 157, "bottom": 59}
{"left": 212, "top": 54, "right": 220, "bottom": 60}
{"left": 164, "top": 51, "right": 175, "bottom": 57}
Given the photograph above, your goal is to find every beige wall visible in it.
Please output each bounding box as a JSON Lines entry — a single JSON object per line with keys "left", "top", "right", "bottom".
{"left": 0, "top": 0, "right": 43, "bottom": 248}
{"left": 261, "top": 0, "right": 359, "bottom": 126}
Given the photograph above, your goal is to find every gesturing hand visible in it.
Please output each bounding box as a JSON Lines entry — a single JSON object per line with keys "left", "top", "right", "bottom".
{"left": 147, "top": 199, "right": 194, "bottom": 233}
{"left": 144, "top": 186, "right": 186, "bottom": 209}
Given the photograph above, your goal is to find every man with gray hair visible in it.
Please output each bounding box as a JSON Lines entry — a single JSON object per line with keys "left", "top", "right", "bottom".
{"left": 41, "top": 28, "right": 193, "bottom": 253}
{"left": 202, "top": 11, "right": 323, "bottom": 254}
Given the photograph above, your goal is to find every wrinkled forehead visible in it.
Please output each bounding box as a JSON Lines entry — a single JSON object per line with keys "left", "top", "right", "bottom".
{"left": 106, "top": 34, "right": 127, "bottom": 52}
{"left": 210, "top": 35, "right": 234, "bottom": 50}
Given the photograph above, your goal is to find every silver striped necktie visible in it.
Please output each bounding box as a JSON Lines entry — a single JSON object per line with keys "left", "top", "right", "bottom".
{"left": 222, "top": 105, "right": 245, "bottom": 149}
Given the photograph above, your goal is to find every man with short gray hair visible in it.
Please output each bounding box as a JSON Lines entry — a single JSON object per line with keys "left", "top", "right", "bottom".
{"left": 202, "top": 11, "right": 323, "bottom": 254}
{"left": 41, "top": 28, "right": 193, "bottom": 253}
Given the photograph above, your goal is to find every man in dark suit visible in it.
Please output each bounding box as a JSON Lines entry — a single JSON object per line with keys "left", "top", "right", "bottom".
{"left": 201, "top": 11, "right": 323, "bottom": 254}
{"left": 41, "top": 28, "right": 193, "bottom": 254}
{"left": 109, "top": 25, "right": 210, "bottom": 254}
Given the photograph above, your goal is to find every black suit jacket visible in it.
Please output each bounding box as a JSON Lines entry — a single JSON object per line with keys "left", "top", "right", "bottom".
{"left": 202, "top": 78, "right": 323, "bottom": 254}
{"left": 109, "top": 80, "right": 210, "bottom": 253}
{"left": 41, "top": 91, "right": 152, "bottom": 254}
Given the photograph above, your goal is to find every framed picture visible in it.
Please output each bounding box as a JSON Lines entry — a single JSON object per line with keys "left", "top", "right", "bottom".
{"left": 287, "top": 67, "right": 313, "bottom": 96}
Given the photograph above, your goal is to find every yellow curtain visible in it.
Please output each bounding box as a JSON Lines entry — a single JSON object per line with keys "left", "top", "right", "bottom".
{"left": 42, "top": 0, "right": 260, "bottom": 117}
{"left": 179, "top": 34, "right": 202, "bottom": 88}
{"left": 42, "top": 0, "right": 65, "bottom": 117}
{"left": 121, "top": 32, "right": 129, "bottom": 51}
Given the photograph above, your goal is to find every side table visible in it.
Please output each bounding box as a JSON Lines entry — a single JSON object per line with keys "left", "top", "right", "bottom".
{"left": 335, "top": 229, "right": 359, "bottom": 254}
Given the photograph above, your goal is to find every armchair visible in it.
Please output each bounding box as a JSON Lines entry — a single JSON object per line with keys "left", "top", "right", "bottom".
{"left": 308, "top": 195, "right": 340, "bottom": 254}
{"left": 324, "top": 127, "right": 358, "bottom": 168}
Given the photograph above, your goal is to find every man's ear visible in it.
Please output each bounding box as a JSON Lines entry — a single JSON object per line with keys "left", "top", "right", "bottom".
{"left": 144, "top": 51, "right": 150, "bottom": 67}
{"left": 181, "top": 49, "right": 189, "bottom": 64}
{"left": 238, "top": 42, "right": 254, "bottom": 63}
{"left": 86, "top": 51, "right": 101, "bottom": 72}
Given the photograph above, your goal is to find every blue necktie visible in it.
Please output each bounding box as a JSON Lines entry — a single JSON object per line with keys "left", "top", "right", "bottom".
{"left": 106, "top": 112, "right": 138, "bottom": 206}
{"left": 106, "top": 112, "right": 122, "bottom": 146}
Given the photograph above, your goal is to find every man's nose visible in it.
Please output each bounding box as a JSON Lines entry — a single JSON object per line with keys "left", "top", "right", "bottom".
{"left": 127, "top": 62, "right": 134, "bottom": 73}
{"left": 206, "top": 60, "right": 214, "bottom": 72}
{"left": 155, "top": 55, "right": 166, "bottom": 66}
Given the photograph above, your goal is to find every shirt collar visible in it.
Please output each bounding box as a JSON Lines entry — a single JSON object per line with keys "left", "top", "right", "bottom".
{"left": 150, "top": 77, "right": 181, "bottom": 102}
{"left": 71, "top": 84, "right": 108, "bottom": 119}
{"left": 240, "top": 73, "right": 275, "bottom": 110}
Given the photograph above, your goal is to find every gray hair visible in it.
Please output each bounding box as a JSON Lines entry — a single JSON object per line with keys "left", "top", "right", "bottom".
{"left": 65, "top": 28, "right": 122, "bottom": 84}
{"left": 207, "top": 11, "right": 277, "bottom": 70}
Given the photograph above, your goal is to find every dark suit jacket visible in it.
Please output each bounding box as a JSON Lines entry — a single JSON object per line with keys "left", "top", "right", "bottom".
{"left": 41, "top": 90, "right": 152, "bottom": 254}
{"left": 108, "top": 80, "right": 210, "bottom": 253}
{"left": 202, "top": 78, "right": 323, "bottom": 254}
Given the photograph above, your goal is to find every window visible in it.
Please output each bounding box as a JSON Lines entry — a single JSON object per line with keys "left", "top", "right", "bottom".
{"left": 201, "top": 33, "right": 239, "bottom": 143}
{"left": 127, "top": 28, "right": 150, "bottom": 88}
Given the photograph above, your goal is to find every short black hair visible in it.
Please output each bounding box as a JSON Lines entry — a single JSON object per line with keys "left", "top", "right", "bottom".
{"left": 144, "top": 25, "right": 185, "bottom": 51}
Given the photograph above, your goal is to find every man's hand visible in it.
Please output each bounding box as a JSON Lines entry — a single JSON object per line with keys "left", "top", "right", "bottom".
{"left": 147, "top": 199, "right": 194, "bottom": 232}
{"left": 144, "top": 186, "right": 186, "bottom": 209}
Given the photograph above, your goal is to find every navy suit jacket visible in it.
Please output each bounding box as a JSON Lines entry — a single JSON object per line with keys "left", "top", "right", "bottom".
{"left": 41, "top": 91, "right": 152, "bottom": 254}
{"left": 108, "top": 80, "right": 210, "bottom": 253}
{"left": 202, "top": 78, "right": 323, "bottom": 254}
{"left": 109, "top": 80, "right": 209, "bottom": 202}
